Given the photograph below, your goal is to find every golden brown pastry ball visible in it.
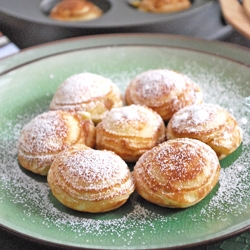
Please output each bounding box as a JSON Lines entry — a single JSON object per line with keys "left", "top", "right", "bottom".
{"left": 131, "top": 0, "right": 191, "bottom": 13}
{"left": 125, "top": 69, "right": 202, "bottom": 121}
{"left": 95, "top": 104, "right": 166, "bottom": 162}
{"left": 134, "top": 138, "right": 220, "bottom": 208}
{"left": 166, "top": 103, "right": 243, "bottom": 160}
{"left": 18, "top": 110, "right": 95, "bottom": 176}
{"left": 47, "top": 144, "right": 135, "bottom": 213}
{"left": 49, "top": 0, "right": 103, "bottom": 21}
{"left": 50, "top": 72, "right": 123, "bottom": 124}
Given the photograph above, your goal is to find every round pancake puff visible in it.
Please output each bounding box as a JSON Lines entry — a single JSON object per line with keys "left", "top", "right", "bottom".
{"left": 134, "top": 138, "right": 221, "bottom": 208}
{"left": 133, "top": 0, "right": 191, "bottom": 13}
{"left": 47, "top": 144, "right": 135, "bottom": 213}
{"left": 18, "top": 110, "right": 95, "bottom": 176}
{"left": 95, "top": 104, "right": 166, "bottom": 162}
{"left": 49, "top": 0, "right": 103, "bottom": 22}
{"left": 50, "top": 72, "right": 123, "bottom": 124}
{"left": 125, "top": 69, "right": 203, "bottom": 121}
{"left": 166, "top": 103, "right": 243, "bottom": 160}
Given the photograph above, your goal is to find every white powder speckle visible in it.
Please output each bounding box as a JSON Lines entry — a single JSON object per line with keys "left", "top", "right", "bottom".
{"left": 51, "top": 72, "right": 116, "bottom": 104}
{"left": 239, "top": 116, "right": 248, "bottom": 126}
{"left": 135, "top": 69, "right": 186, "bottom": 99}
{"left": 1, "top": 62, "right": 250, "bottom": 249}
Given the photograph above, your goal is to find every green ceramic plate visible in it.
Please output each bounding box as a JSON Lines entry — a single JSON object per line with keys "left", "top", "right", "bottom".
{"left": 0, "top": 34, "right": 250, "bottom": 250}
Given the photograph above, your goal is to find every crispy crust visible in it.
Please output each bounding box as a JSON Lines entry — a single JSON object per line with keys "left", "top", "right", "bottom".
{"left": 50, "top": 73, "right": 123, "bottom": 124}
{"left": 125, "top": 69, "right": 203, "bottom": 121}
{"left": 18, "top": 110, "right": 95, "bottom": 175}
{"left": 47, "top": 145, "right": 135, "bottom": 213}
{"left": 95, "top": 104, "right": 166, "bottom": 162}
{"left": 134, "top": 138, "right": 220, "bottom": 208}
{"left": 166, "top": 103, "right": 243, "bottom": 160}
{"left": 135, "top": 0, "right": 191, "bottom": 13}
{"left": 49, "top": 0, "right": 103, "bottom": 21}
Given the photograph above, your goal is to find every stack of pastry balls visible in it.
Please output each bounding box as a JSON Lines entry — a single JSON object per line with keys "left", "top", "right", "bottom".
{"left": 18, "top": 70, "right": 242, "bottom": 212}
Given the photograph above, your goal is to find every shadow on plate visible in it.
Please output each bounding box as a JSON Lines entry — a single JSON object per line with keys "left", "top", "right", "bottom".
{"left": 47, "top": 190, "right": 136, "bottom": 220}
{"left": 220, "top": 143, "right": 243, "bottom": 169}
{"left": 18, "top": 162, "right": 48, "bottom": 184}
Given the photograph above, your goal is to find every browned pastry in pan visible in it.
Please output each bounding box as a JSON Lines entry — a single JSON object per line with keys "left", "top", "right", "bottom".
{"left": 49, "top": 0, "right": 103, "bottom": 21}
{"left": 125, "top": 69, "right": 202, "bottom": 121}
{"left": 18, "top": 110, "right": 95, "bottom": 176}
{"left": 166, "top": 103, "right": 243, "bottom": 160}
{"left": 131, "top": 0, "right": 191, "bottom": 13}
{"left": 134, "top": 138, "right": 220, "bottom": 208}
{"left": 95, "top": 104, "right": 166, "bottom": 162}
{"left": 50, "top": 72, "right": 123, "bottom": 124}
{"left": 47, "top": 144, "right": 135, "bottom": 213}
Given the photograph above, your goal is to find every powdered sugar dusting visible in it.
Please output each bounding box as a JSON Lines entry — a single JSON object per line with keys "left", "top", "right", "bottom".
{"left": 171, "top": 103, "right": 219, "bottom": 128}
{"left": 51, "top": 72, "right": 116, "bottom": 104}
{"left": 111, "top": 105, "right": 143, "bottom": 123}
{"left": 64, "top": 149, "right": 128, "bottom": 184}
{"left": 1, "top": 49, "right": 250, "bottom": 248}
{"left": 134, "top": 69, "right": 185, "bottom": 99}
{"left": 185, "top": 105, "right": 211, "bottom": 125}
{"left": 200, "top": 162, "right": 249, "bottom": 218}
{"left": 101, "top": 104, "right": 163, "bottom": 136}
{"left": 18, "top": 111, "right": 67, "bottom": 153}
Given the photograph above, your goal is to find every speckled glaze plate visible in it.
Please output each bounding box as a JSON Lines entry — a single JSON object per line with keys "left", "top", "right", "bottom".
{"left": 0, "top": 34, "right": 250, "bottom": 250}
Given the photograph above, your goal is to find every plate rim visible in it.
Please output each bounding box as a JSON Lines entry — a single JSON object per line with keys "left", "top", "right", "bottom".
{"left": 1, "top": 33, "right": 250, "bottom": 75}
{"left": 1, "top": 218, "right": 250, "bottom": 250}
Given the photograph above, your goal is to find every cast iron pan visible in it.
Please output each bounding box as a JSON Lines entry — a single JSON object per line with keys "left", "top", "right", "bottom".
{"left": 0, "top": 0, "right": 232, "bottom": 48}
